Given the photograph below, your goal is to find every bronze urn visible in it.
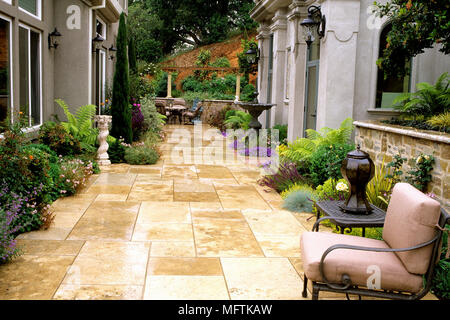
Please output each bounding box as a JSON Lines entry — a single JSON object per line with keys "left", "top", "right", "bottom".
{"left": 339, "top": 145, "right": 375, "bottom": 214}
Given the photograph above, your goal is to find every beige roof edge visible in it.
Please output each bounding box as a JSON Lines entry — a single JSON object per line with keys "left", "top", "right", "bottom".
{"left": 87, "top": 0, "right": 124, "bottom": 23}
{"left": 250, "top": 0, "right": 292, "bottom": 22}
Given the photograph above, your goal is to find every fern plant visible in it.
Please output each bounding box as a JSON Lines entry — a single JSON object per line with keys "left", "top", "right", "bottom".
{"left": 55, "top": 99, "right": 115, "bottom": 146}
{"left": 279, "top": 118, "right": 354, "bottom": 166}
{"left": 224, "top": 110, "right": 252, "bottom": 130}
{"left": 393, "top": 72, "right": 450, "bottom": 119}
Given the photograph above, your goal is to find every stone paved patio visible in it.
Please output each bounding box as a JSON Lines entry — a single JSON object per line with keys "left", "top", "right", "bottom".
{"left": 0, "top": 125, "right": 437, "bottom": 300}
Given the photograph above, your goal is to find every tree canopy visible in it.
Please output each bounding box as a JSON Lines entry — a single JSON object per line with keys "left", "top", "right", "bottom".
{"left": 374, "top": 0, "right": 450, "bottom": 77}
{"left": 128, "top": 0, "right": 257, "bottom": 63}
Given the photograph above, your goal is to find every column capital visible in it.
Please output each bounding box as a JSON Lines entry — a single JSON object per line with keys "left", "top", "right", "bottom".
{"left": 256, "top": 23, "right": 271, "bottom": 40}
{"left": 270, "top": 9, "right": 288, "bottom": 32}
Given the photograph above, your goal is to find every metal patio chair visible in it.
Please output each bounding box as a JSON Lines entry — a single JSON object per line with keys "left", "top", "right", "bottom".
{"left": 300, "top": 183, "right": 449, "bottom": 300}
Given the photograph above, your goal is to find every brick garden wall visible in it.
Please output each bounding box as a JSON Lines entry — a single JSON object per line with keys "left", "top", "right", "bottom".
{"left": 354, "top": 121, "right": 450, "bottom": 210}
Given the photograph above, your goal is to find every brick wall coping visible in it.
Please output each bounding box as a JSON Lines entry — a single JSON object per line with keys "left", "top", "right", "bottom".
{"left": 354, "top": 120, "right": 450, "bottom": 145}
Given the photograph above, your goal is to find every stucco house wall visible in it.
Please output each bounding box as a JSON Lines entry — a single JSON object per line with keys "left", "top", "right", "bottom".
{"left": 0, "top": 0, "right": 126, "bottom": 130}
{"left": 250, "top": 0, "right": 450, "bottom": 142}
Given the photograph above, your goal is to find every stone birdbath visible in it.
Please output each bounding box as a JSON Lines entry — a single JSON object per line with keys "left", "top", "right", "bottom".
{"left": 94, "top": 115, "right": 112, "bottom": 166}
{"left": 235, "top": 101, "right": 276, "bottom": 131}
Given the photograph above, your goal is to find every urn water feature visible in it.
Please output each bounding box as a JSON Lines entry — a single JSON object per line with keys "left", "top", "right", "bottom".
{"left": 235, "top": 101, "right": 276, "bottom": 131}
{"left": 339, "top": 145, "right": 375, "bottom": 214}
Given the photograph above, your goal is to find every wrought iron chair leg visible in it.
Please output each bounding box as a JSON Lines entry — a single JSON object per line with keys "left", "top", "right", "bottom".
{"left": 302, "top": 275, "right": 308, "bottom": 298}
{"left": 312, "top": 283, "right": 320, "bottom": 300}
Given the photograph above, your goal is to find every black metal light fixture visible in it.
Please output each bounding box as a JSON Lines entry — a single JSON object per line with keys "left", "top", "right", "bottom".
{"left": 108, "top": 44, "right": 117, "bottom": 60}
{"left": 48, "top": 28, "right": 62, "bottom": 49}
{"left": 245, "top": 42, "right": 260, "bottom": 103}
{"left": 92, "top": 34, "right": 105, "bottom": 52}
{"left": 300, "top": 5, "right": 326, "bottom": 47}
{"left": 245, "top": 43, "right": 260, "bottom": 66}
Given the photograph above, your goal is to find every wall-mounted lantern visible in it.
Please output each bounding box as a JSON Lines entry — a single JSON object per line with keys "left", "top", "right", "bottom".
{"left": 48, "top": 28, "right": 62, "bottom": 49}
{"left": 245, "top": 43, "right": 260, "bottom": 66}
{"left": 108, "top": 45, "right": 117, "bottom": 60}
{"left": 300, "top": 5, "right": 326, "bottom": 47}
{"left": 92, "top": 34, "right": 105, "bottom": 52}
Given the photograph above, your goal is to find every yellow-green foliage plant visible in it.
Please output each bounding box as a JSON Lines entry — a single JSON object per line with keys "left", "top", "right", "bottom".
{"left": 426, "top": 112, "right": 450, "bottom": 131}
{"left": 281, "top": 183, "right": 316, "bottom": 200}
{"left": 365, "top": 158, "right": 394, "bottom": 210}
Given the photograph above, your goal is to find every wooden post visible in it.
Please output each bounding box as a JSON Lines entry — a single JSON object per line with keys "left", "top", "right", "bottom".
{"left": 235, "top": 74, "right": 241, "bottom": 102}
{"left": 167, "top": 72, "right": 172, "bottom": 98}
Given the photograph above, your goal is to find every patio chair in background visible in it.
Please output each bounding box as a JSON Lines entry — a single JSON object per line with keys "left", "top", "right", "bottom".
{"left": 183, "top": 100, "right": 203, "bottom": 124}
{"left": 300, "top": 183, "right": 449, "bottom": 300}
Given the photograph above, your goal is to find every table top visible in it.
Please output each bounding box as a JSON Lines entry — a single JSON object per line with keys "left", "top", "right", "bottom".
{"left": 167, "top": 106, "right": 187, "bottom": 111}
{"left": 315, "top": 200, "right": 386, "bottom": 227}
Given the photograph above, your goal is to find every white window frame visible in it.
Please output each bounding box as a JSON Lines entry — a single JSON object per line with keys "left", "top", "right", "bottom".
{"left": 284, "top": 46, "right": 291, "bottom": 103}
{"left": 96, "top": 16, "right": 107, "bottom": 41}
{"left": 18, "top": 0, "right": 42, "bottom": 21}
{"left": 18, "top": 23, "right": 42, "bottom": 129}
{"left": 0, "top": 14, "right": 13, "bottom": 125}
{"left": 98, "top": 49, "right": 106, "bottom": 113}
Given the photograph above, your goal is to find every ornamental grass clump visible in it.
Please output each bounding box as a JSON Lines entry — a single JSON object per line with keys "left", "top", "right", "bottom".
{"left": 258, "top": 162, "right": 310, "bottom": 193}
{"left": 282, "top": 190, "right": 315, "bottom": 213}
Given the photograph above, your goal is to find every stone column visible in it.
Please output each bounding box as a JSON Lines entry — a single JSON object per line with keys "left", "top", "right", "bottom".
{"left": 94, "top": 115, "right": 112, "bottom": 166}
{"left": 235, "top": 74, "right": 241, "bottom": 102}
{"left": 269, "top": 9, "right": 288, "bottom": 128}
{"left": 287, "top": 3, "right": 309, "bottom": 142}
{"left": 315, "top": 0, "right": 361, "bottom": 130}
{"left": 256, "top": 23, "right": 271, "bottom": 128}
{"left": 167, "top": 72, "right": 173, "bottom": 98}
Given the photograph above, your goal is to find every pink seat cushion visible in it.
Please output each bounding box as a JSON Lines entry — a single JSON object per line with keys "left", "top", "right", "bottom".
{"left": 300, "top": 232, "right": 423, "bottom": 293}
{"left": 383, "top": 183, "right": 441, "bottom": 275}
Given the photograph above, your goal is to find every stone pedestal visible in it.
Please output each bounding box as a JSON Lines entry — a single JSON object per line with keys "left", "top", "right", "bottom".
{"left": 94, "top": 115, "right": 112, "bottom": 166}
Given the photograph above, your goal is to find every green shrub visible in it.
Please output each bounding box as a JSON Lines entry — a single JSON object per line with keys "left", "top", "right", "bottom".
{"left": 269, "top": 124, "right": 288, "bottom": 145}
{"left": 316, "top": 178, "right": 349, "bottom": 201}
{"left": 140, "top": 95, "right": 166, "bottom": 133}
{"left": 309, "top": 143, "right": 355, "bottom": 187}
{"left": 430, "top": 225, "right": 450, "bottom": 300}
{"left": 124, "top": 146, "right": 159, "bottom": 165}
{"left": 240, "top": 83, "right": 256, "bottom": 102}
{"left": 38, "top": 121, "right": 82, "bottom": 156}
{"left": 109, "top": 139, "right": 127, "bottom": 164}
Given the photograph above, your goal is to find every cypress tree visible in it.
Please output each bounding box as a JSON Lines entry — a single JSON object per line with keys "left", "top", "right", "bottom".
{"left": 128, "top": 37, "right": 137, "bottom": 74}
{"left": 111, "top": 12, "right": 133, "bottom": 143}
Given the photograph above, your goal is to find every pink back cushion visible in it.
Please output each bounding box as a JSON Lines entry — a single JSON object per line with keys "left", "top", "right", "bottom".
{"left": 383, "top": 183, "right": 441, "bottom": 275}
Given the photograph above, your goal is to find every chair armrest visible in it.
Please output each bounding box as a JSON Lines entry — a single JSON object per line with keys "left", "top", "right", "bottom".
{"left": 318, "top": 234, "right": 440, "bottom": 290}
{"left": 312, "top": 216, "right": 384, "bottom": 232}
